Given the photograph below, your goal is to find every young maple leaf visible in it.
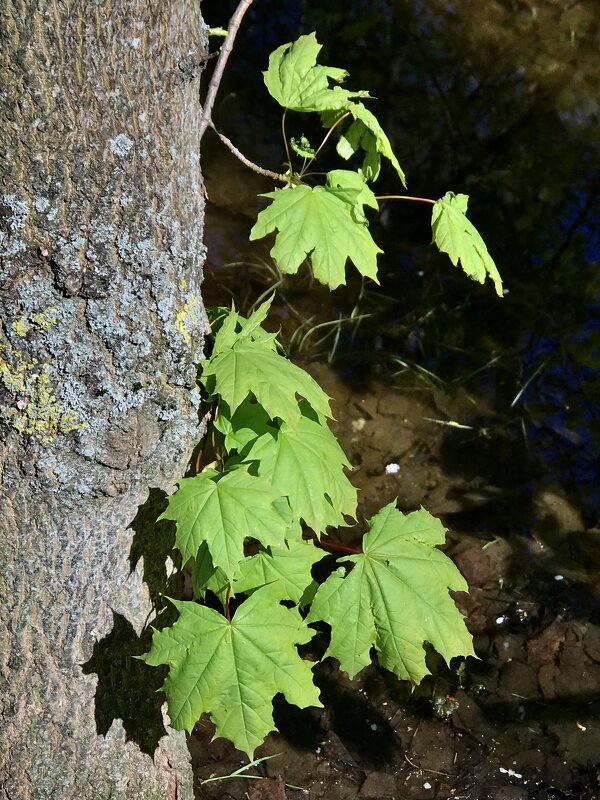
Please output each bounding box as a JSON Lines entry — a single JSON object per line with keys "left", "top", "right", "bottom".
{"left": 141, "top": 587, "right": 322, "bottom": 758}
{"left": 250, "top": 183, "right": 382, "bottom": 290}
{"left": 307, "top": 503, "right": 474, "bottom": 683}
{"left": 243, "top": 414, "right": 357, "bottom": 533}
{"left": 212, "top": 398, "right": 273, "bottom": 454}
{"left": 263, "top": 32, "right": 369, "bottom": 112}
{"left": 234, "top": 539, "right": 327, "bottom": 604}
{"left": 191, "top": 539, "right": 326, "bottom": 608}
{"left": 202, "top": 336, "right": 332, "bottom": 427}
{"left": 332, "top": 102, "right": 406, "bottom": 185}
{"left": 325, "top": 168, "right": 379, "bottom": 223}
{"left": 211, "top": 298, "right": 279, "bottom": 356}
{"left": 159, "top": 468, "right": 298, "bottom": 579}
{"left": 432, "top": 192, "right": 503, "bottom": 297}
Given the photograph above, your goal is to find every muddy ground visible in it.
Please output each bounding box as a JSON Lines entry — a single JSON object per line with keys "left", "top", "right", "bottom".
{"left": 187, "top": 360, "right": 600, "bottom": 800}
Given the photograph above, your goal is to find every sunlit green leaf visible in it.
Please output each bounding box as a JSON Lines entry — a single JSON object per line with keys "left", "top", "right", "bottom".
{"left": 307, "top": 503, "right": 474, "bottom": 682}
{"left": 211, "top": 298, "right": 278, "bottom": 356}
{"left": 250, "top": 183, "right": 382, "bottom": 290}
{"left": 159, "top": 467, "right": 297, "bottom": 579}
{"left": 326, "top": 169, "right": 379, "bottom": 223}
{"left": 243, "top": 414, "right": 357, "bottom": 533}
{"left": 328, "top": 102, "right": 406, "bottom": 184}
{"left": 234, "top": 539, "right": 327, "bottom": 603}
{"left": 142, "top": 588, "right": 322, "bottom": 757}
{"left": 213, "top": 399, "right": 273, "bottom": 454}
{"left": 432, "top": 192, "right": 503, "bottom": 297}
{"left": 202, "top": 338, "right": 332, "bottom": 426}
{"left": 264, "top": 32, "right": 369, "bottom": 112}
{"left": 190, "top": 542, "right": 228, "bottom": 601}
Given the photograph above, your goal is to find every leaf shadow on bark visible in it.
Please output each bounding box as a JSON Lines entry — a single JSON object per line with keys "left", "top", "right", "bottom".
{"left": 82, "top": 488, "right": 184, "bottom": 756}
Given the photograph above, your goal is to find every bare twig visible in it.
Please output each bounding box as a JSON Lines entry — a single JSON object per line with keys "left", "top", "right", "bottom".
{"left": 199, "top": 1, "right": 284, "bottom": 182}
{"left": 376, "top": 195, "right": 436, "bottom": 204}
{"left": 281, "top": 110, "right": 293, "bottom": 171}
{"left": 199, "top": 0, "right": 255, "bottom": 143}
{"left": 403, "top": 752, "right": 451, "bottom": 778}
{"left": 210, "top": 123, "right": 284, "bottom": 181}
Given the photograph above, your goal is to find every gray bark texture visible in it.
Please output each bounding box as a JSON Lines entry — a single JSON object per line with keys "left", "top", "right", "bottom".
{"left": 0, "top": 1, "right": 208, "bottom": 798}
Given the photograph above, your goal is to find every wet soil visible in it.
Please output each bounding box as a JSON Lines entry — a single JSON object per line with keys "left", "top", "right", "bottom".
{"left": 188, "top": 366, "right": 600, "bottom": 800}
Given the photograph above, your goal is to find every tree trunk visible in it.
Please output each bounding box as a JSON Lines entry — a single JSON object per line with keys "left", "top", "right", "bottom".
{"left": 0, "top": 2, "right": 208, "bottom": 797}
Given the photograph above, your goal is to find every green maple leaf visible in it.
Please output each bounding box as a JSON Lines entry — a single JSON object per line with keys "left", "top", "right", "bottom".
{"left": 159, "top": 467, "right": 298, "bottom": 579}
{"left": 290, "top": 135, "right": 316, "bottom": 159}
{"left": 193, "top": 539, "right": 324, "bottom": 607}
{"left": 326, "top": 169, "right": 379, "bottom": 223}
{"left": 249, "top": 183, "right": 382, "bottom": 290}
{"left": 331, "top": 102, "right": 406, "bottom": 184}
{"left": 234, "top": 540, "right": 327, "bottom": 603}
{"left": 211, "top": 298, "right": 278, "bottom": 356}
{"left": 307, "top": 503, "right": 474, "bottom": 683}
{"left": 243, "top": 414, "right": 357, "bottom": 533}
{"left": 201, "top": 337, "right": 332, "bottom": 427}
{"left": 142, "top": 587, "right": 322, "bottom": 758}
{"left": 213, "top": 399, "right": 273, "bottom": 454}
{"left": 432, "top": 192, "right": 503, "bottom": 297}
{"left": 264, "top": 32, "right": 369, "bottom": 112}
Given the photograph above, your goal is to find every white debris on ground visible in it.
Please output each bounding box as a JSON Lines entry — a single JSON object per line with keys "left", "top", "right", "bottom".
{"left": 499, "top": 767, "right": 523, "bottom": 779}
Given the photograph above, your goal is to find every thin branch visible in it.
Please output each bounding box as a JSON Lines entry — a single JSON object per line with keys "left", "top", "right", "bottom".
{"left": 314, "top": 112, "right": 351, "bottom": 161}
{"left": 200, "top": 754, "right": 281, "bottom": 785}
{"left": 199, "top": 0, "right": 255, "bottom": 143}
{"left": 300, "top": 111, "right": 350, "bottom": 178}
{"left": 281, "top": 110, "right": 292, "bottom": 170}
{"left": 376, "top": 194, "right": 436, "bottom": 205}
{"left": 210, "top": 123, "right": 284, "bottom": 181}
{"left": 403, "top": 752, "right": 452, "bottom": 778}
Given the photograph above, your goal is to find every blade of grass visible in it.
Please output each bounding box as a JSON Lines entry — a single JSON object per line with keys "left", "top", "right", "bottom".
{"left": 200, "top": 753, "right": 281, "bottom": 784}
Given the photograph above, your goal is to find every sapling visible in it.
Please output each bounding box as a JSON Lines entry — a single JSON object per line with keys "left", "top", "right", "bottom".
{"left": 142, "top": 14, "right": 501, "bottom": 759}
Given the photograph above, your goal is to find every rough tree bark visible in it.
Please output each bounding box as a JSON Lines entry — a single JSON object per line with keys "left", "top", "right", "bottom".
{"left": 0, "top": 2, "right": 208, "bottom": 798}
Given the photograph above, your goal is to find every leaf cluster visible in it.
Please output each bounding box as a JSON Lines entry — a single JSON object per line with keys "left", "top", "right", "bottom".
{"left": 248, "top": 33, "right": 503, "bottom": 296}
{"left": 140, "top": 29, "right": 505, "bottom": 764}
{"left": 142, "top": 302, "right": 474, "bottom": 757}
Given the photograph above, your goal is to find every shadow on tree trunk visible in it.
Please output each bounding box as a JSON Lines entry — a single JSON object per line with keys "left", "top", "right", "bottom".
{"left": 82, "top": 488, "right": 185, "bottom": 756}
